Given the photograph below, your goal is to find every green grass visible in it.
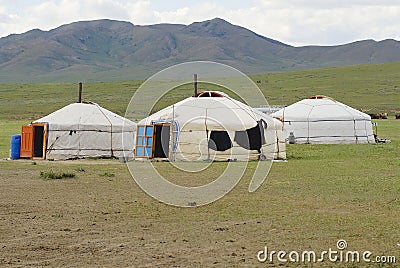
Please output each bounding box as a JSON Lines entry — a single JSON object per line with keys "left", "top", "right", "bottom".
{"left": 253, "top": 62, "right": 400, "bottom": 114}
{"left": 0, "top": 81, "right": 142, "bottom": 121}
{"left": 40, "top": 170, "right": 76, "bottom": 180}
{"left": 0, "top": 63, "right": 399, "bottom": 266}
{"left": 0, "top": 120, "right": 399, "bottom": 266}
{"left": 0, "top": 62, "right": 399, "bottom": 122}
{"left": 99, "top": 172, "right": 115, "bottom": 177}
{"left": 0, "top": 120, "right": 26, "bottom": 158}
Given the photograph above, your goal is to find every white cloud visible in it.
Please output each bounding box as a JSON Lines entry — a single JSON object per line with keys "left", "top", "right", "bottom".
{"left": 0, "top": 0, "right": 399, "bottom": 46}
{"left": 151, "top": 2, "right": 221, "bottom": 24}
{"left": 0, "top": 0, "right": 131, "bottom": 37}
{"left": 222, "top": 1, "right": 400, "bottom": 45}
{"left": 30, "top": 0, "right": 130, "bottom": 27}
{"left": 125, "top": 1, "right": 158, "bottom": 24}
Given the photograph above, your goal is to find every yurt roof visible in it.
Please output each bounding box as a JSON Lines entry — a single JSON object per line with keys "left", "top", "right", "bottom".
{"left": 271, "top": 96, "right": 371, "bottom": 122}
{"left": 34, "top": 102, "right": 136, "bottom": 130}
{"left": 140, "top": 92, "right": 271, "bottom": 130}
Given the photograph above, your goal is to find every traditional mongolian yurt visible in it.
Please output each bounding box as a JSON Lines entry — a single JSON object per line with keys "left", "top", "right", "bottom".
{"left": 136, "top": 91, "right": 286, "bottom": 161}
{"left": 271, "top": 95, "right": 375, "bottom": 144}
{"left": 20, "top": 102, "right": 136, "bottom": 160}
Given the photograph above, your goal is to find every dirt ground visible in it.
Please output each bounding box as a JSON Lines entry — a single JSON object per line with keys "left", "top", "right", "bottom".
{"left": 0, "top": 160, "right": 273, "bottom": 267}
{"left": 1, "top": 157, "right": 399, "bottom": 267}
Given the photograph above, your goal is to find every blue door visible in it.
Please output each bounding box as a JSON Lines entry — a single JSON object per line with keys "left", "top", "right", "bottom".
{"left": 135, "top": 125, "right": 154, "bottom": 158}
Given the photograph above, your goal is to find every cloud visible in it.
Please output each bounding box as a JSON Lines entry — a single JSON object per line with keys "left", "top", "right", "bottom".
{"left": 0, "top": 5, "right": 21, "bottom": 36}
{"left": 30, "top": 0, "right": 130, "bottom": 27}
{"left": 129, "top": 0, "right": 400, "bottom": 46}
{"left": 0, "top": 0, "right": 132, "bottom": 37}
{"left": 151, "top": 2, "right": 221, "bottom": 24}
{"left": 222, "top": 1, "right": 400, "bottom": 45}
{"left": 0, "top": 0, "right": 399, "bottom": 46}
{"left": 125, "top": 1, "right": 159, "bottom": 24}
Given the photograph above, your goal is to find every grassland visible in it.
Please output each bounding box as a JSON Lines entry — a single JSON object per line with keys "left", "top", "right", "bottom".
{"left": 0, "top": 62, "right": 399, "bottom": 122}
{"left": 0, "top": 120, "right": 399, "bottom": 267}
{"left": 255, "top": 62, "right": 400, "bottom": 114}
{"left": 0, "top": 62, "right": 399, "bottom": 267}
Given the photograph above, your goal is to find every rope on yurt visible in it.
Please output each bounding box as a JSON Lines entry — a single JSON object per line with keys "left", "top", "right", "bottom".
{"left": 306, "top": 106, "right": 315, "bottom": 144}
{"left": 95, "top": 103, "right": 114, "bottom": 157}
{"left": 205, "top": 108, "right": 210, "bottom": 160}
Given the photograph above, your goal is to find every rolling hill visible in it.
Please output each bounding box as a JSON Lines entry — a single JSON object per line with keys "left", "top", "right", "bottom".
{"left": 0, "top": 18, "right": 399, "bottom": 83}
{"left": 0, "top": 62, "right": 399, "bottom": 122}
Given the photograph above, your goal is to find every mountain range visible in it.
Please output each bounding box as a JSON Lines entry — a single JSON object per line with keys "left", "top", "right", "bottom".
{"left": 1, "top": 18, "right": 399, "bottom": 83}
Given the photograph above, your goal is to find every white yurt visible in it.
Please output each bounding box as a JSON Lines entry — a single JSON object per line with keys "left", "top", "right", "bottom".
{"left": 271, "top": 95, "right": 375, "bottom": 144}
{"left": 136, "top": 91, "right": 286, "bottom": 161}
{"left": 21, "top": 102, "right": 136, "bottom": 160}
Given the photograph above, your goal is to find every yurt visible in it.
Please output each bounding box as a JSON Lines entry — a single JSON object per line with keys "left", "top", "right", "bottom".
{"left": 20, "top": 102, "right": 136, "bottom": 160}
{"left": 271, "top": 96, "right": 375, "bottom": 144}
{"left": 136, "top": 91, "right": 286, "bottom": 161}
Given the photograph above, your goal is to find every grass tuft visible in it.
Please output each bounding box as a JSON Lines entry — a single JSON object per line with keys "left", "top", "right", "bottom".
{"left": 40, "top": 170, "right": 76, "bottom": 180}
{"left": 99, "top": 172, "right": 115, "bottom": 177}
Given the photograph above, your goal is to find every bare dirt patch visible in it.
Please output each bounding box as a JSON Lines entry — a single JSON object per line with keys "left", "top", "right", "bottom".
{"left": 1, "top": 154, "right": 399, "bottom": 267}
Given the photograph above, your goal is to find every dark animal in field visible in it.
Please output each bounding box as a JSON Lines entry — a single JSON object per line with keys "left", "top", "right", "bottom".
{"left": 369, "top": 113, "right": 388, "bottom": 119}
{"left": 369, "top": 113, "right": 379, "bottom": 119}
{"left": 396, "top": 114, "right": 400, "bottom": 119}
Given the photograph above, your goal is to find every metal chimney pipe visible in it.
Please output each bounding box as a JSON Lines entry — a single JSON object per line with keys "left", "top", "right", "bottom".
{"left": 78, "top": 82, "right": 82, "bottom": 103}
{"left": 193, "top": 74, "right": 198, "bottom": 97}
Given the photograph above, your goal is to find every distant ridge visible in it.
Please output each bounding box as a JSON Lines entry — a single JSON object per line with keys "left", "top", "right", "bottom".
{"left": 0, "top": 18, "right": 399, "bottom": 83}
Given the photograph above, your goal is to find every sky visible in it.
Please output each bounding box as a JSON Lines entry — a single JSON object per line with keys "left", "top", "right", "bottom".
{"left": 0, "top": 0, "right": 399, "bottom": 46}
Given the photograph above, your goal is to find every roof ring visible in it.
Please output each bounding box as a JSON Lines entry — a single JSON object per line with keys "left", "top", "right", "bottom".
{"left": 197, "top": 91, "right": 225, "bottom": 97}
{"left": 308, "top": 95, "right": 335, "bottom": 100}
{"left": 81, "top": 101, "right": 95, "bottom": 104}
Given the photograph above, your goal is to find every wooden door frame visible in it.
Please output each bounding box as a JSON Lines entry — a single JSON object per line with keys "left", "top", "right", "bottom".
{"left": 32, "top": 123, "right": 48, "bottom": 159}
{"left": 153, "top": 123, "right": 171, "bottom": 159}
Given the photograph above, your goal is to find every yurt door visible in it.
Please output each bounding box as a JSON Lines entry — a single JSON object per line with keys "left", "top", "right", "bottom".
{"left": 153, "top": 124, "right": 170, "bottom": 158}
{"left": 135, "top": 124, "right": 171, "bottom": 159}
{"left": 20, "top": 124, "right": 47, "bottom": 159}
{"left": 20, "top": 125, "right": 34, "bottom": 158}
{"left": 32, "top": 124, "right": 47, "bottom": 158}
{"left": 135, "top": 125, "right": 155, "bottom": 158}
